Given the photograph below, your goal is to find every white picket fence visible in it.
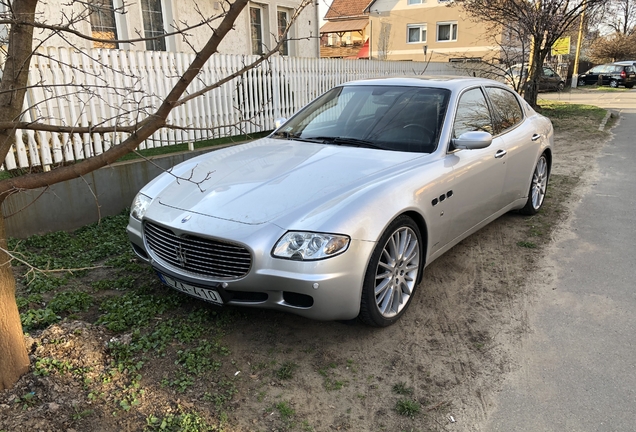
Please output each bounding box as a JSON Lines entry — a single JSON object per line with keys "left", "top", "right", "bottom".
{"left": 8, "top": 48, "right": 459, "bottom": 171}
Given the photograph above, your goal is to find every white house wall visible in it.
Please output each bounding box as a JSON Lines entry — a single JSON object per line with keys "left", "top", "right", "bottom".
{"left": 29, "top": 0, "right": 318, "bottom": 57}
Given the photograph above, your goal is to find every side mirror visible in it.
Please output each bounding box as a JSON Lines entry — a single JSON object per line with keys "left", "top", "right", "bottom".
{"left": 451, "top": 131, "right": 493, "bottom": 150}
{"left": 273, "top": 118, "right": 287, "bottom": 131}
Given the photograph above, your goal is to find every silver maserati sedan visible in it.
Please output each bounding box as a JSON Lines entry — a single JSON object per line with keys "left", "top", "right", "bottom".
{"left": 127, "top": 76, "right": 553, "bottom": 327}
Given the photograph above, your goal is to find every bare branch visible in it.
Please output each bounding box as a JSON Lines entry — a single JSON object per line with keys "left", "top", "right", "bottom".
{"left": 0, "top": 0, "right": 254, "bottom": 196}
{"left": 0, "top": 14, "right": 224, "bottom": 47}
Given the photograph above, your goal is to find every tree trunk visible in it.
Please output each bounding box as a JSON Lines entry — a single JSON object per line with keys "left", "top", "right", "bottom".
{"left": 0, "top": 0, "right": 39, "bottom": 164}
{"left": 523, "top": 42, "right": 544, "bottom": 108}
{"left": 0, "top": 207, "right": 30, "bottom": 391}
{"left": 0, "top": 0, "right": 252, "bottom": 390}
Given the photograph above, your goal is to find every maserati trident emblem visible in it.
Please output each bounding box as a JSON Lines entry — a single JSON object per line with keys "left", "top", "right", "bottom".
{"left": 175, "top": 244, "right": 187, "bottom": 266}
{"left": 181, "top": 215, "right": 192, "bottom": 223}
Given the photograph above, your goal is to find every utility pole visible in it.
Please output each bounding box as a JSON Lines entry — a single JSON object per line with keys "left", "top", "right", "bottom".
{"left": 571, "top": 1, "right": 587, "bottom": 88}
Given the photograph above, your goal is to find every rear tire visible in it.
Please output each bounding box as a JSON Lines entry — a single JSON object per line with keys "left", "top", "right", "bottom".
{"left": 520, "top": 154, "right": 549, "bottom": 215}
{"left": 609, "top": 80, "right": 619, "bottom": 88}
{"left": 358, "top": 216, "right": 422, "bottom": 327}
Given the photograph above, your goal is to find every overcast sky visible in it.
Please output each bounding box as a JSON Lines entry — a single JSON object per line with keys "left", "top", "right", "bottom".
{"left": 317, "top": 0, "right": 334, "bottom": 25}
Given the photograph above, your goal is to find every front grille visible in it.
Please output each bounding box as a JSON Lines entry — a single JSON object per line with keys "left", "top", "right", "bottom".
{"left": 144, "top": 222, "right": 252, "bottom": 279}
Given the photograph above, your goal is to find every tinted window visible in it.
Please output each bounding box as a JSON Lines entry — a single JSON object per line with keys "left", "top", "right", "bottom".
{"left": 274, "top": 86, "right": 451, "bottom": 153}
{"left": 485, "top": 87, "right": 523, "bottom": 134}
{"left": 543, "top": 67, "right": 555, "bottom": 77}
{"left": 453, "top": 88, "right": 493, "bottom": 138}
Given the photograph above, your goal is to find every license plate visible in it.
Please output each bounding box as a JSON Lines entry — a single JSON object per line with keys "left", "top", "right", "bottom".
{"left": 157, "top": 273, "right": 223, "bottom": 305}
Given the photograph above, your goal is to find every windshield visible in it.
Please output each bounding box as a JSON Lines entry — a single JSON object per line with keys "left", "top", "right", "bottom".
{"left": 272, "top": 85, "right": 451, "bottom": 153}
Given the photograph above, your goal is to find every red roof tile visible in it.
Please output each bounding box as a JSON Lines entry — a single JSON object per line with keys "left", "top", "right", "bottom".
{"left": 324, "top": 0, "right": 373, "bottom": 20}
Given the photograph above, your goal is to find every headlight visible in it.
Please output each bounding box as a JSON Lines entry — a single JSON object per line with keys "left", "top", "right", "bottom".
{"left": 131, "top": 193, "right": 152, "bottom": 220}
{"left": 272, "top": 231, "right": 350, "bottom": 261}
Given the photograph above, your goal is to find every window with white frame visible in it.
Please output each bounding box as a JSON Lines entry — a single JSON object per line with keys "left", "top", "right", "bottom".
{"left": 250, "top": 6, "right": 264, "bottom": 55}
{"left": 277, "top": 8, "right": 290, "bottom": 56}
{"left": 141, "top": 0, "right": 166, "bottom": 51}
{"left": 407, "top": 0, "right": 424, "bottom": 4}
{"left": 89, "top": 0, "right": 119, "bottom": 48}
{"left": 407, "top": 24, "right": 427, "bottom": 43}
{"left": 437, "top": 21, "right": 457, "bottom": 42}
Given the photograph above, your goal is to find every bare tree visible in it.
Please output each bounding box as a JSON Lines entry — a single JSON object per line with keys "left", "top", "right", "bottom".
{"left": 0, "top": 0, "right": 313, "bottom": 390}
{"left": 602, "top": 0, "right": 636, "bottom": 35}
{"left": 445, "top": 24, "right": 533, "bottom": 93}
{"left": 589, "top": 31, "right": 636, "bottom": 61}
{"left": 377, "top": 21, "right": 392, "bottom": 61}
{"left": 454, "top": 0, "right": 610, "bottom": 106}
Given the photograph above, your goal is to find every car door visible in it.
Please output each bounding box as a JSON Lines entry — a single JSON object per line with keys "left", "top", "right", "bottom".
{"left": 444, "top": 87, "right": 507, "bottom": 244}
{"left": 542, "top": 67, "right": 559, "bottom": 91}
{"left": 484, "top": 86, "right": 536, "bottom": 206}
{"left": 626, "top": 66, "right": 636, "bottom": 87}
{"left": 599, "top": 65, "right": 614, "bottom": 85}
{"left": 582, "top": 66, "right": 601, "bottom": 84}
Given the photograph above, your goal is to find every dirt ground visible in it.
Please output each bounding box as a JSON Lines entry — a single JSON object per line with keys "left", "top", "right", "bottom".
{"left": 0, "top": 105, "right": 614, "bottom": 432}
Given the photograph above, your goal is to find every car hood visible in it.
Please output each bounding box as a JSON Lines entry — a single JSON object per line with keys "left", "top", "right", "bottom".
{"left": 157, "top": 138, "right": 421, "bottom": 225}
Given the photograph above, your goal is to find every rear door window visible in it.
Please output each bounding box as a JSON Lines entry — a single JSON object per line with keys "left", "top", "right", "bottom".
{"left": 485, "top": 87, "right": 524, "bottom": 134}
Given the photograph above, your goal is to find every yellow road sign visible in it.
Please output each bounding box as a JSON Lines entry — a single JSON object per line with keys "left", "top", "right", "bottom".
{"left": 552, "top": 37, "right": 571, "bottom": 55}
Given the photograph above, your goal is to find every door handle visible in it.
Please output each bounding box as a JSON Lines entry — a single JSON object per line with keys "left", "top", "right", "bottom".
{"left": 495, "top": 149, "right": 507, "bottom": 159}
{"left": 531, "top": 133, "right": 542, "bottom": 141}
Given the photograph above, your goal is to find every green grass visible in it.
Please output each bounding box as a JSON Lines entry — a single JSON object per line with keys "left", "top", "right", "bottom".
{"left": 395, "top": 399, "right": 420, "bottom": 418}
{"left": 516, "top": 240, "right": 537, "bottom": 249}
{"left": 576, "top": 85, "right": 631, "bottom": 92}
{"left": 392, "top": 382, "right": 414, "bottom": 396}
{"left": 275, "top": 401, "right": 295, "bottom": 420}
{"left": 48, "top": 290, "right": 93, "bottom": 313}
{"left": 96, "top": 291, "right": 182, "bottom": 332}
{"left": 5, "top": 210, "right": 242, "bottom": 428}
{"left": 275, "top": 361, "right": 298, "bottom": 380}
{"left": 538, "top": 100, "right": 609, "bottom": 136}
{"left": 145, "top": 408, "right": 219, "bottom": 432}
{"left": 10, "top": 212, "right": 132, "bottom": 272}
{"left": 21, "top": 308, "right": 60, "bottom": 330}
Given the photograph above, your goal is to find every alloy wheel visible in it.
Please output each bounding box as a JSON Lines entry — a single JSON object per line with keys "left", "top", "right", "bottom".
{"left": 374, "top": 226, "right": 420, "bottom": 318}
{"left": 531, "top": 156, "right": 548, "bottom": 209}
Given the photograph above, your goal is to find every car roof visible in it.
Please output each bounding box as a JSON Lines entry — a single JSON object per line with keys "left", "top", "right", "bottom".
{"left": 340, "top": 76, "right": 506, "bottom": 91}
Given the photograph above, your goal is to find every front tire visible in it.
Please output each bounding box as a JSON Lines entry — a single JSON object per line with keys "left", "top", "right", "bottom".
{"left": 520, "top": 154, "right": 549, "bottom": 215}
{"left": 609, "top": 80, "right": 619, "bottom": 88}
{"left": 359, "top": 216, "right": 422, "bottom": 327}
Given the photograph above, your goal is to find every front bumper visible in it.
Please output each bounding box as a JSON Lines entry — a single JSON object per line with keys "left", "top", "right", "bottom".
{"left": 127, "top": 207, "right": 374, "bottom": 321}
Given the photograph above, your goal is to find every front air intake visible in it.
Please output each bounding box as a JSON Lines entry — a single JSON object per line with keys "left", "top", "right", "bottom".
{"left": 144, "top": 222, "right": 251, "bottom": 280}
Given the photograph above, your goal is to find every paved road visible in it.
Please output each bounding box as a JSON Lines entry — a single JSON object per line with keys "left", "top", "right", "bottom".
{"left": 485, "top": 90, "right": 636, "bottom": 431}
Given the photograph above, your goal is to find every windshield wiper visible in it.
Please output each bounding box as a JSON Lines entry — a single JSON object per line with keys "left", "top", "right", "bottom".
{"left": 272, "top": 131, "right": 328, "bottom": 144}
{"left": 308, "top": 136, "right": 385, "bottom": 150}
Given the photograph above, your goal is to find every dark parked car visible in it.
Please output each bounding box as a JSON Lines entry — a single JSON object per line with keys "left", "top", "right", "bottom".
{"left": 578, "top": 63, "right": 636, "bottom": 88}
{"left": 506, "top": 64, "right": 565, "bottom": 92}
